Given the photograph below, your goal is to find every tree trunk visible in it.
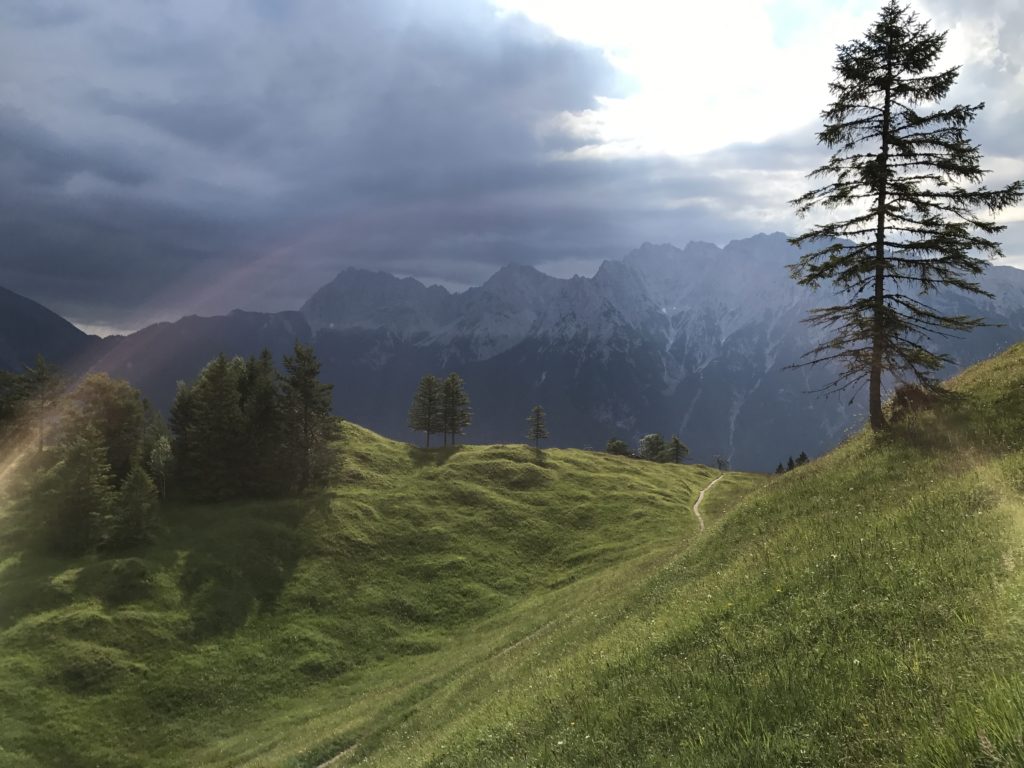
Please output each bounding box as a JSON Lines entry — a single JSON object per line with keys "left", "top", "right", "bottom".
{"left": 869, "top": 258, "right": 886, "bottom": 431}
{"left": 870, "top": 53, "right": 894, "bottom": 432}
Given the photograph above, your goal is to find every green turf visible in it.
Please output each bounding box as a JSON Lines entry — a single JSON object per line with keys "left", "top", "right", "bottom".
{"left": 4, "top": 343, "right": 1024, "bottom": 766}
{"left": 0, "top": 428, "right": 744, "bottom": 767}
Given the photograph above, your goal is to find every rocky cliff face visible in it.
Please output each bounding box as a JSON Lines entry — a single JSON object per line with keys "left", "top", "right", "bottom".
{"left": 7, "top": 233, "right": 1024, "bottom": 470}
{"left": 296, "top": 232, "right": 1024, "bottom": 469}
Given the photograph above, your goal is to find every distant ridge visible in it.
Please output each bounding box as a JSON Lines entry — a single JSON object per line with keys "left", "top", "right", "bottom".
{"left": 4, "top": 232, "right": 1024, "bottom": 469}
{"left": 0, "top": 285, "right": 97, "bottom": 371}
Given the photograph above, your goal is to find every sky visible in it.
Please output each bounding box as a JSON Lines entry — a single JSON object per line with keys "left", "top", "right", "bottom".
{"left": 0, "top": 0, "right": 1021, "bottom": 335}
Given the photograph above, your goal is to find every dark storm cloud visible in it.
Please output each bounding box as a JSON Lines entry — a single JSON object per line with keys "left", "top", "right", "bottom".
{"left": 0, "top": 0, "right": 1019, "bottom": 331}
{"left": 0, "top": 108, "right": 150, "bottom": 188}
{"left": 0, "top": 0, "right": 752, "bottom": 329}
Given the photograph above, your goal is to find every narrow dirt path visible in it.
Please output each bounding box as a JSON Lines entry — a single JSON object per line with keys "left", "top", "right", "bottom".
{"left": 692, "top": 475, "right": 724, "bottom": 533}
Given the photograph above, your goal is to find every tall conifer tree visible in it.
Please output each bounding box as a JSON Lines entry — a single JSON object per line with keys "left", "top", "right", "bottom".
{"left": 526, "top": 405, "right": 548, "bottom": 449}
{"left": 280, "top": 342, "right": 335, "bottom": 490}
{"left": 668, "top": 435, "right": 689, "bottom": 464}
{"left": 789, "top": 1, "right": 1022, "bottom": 430}
{"left": 239, "top": 349, "right": 284, "bottom": 495}
{"left": 441, "top": 373, "right": 472, "bottom": 447}
{"left": 190, "top": 354, "right": 245, "bottom": 499}
{"left": 408, "top": 375, "right": 443, "bottom": 448}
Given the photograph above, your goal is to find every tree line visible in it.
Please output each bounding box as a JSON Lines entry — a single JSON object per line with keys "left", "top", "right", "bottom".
{"left": 407, "top": 373, "right": 552, "bottom": 450}
{"left": 775, "top": 452, "right": 809, "bottom": 475}
{"left": 606, "top": 432, "right": 688, "bottom": 463}
{"left": 170, "top": 344, "right": 336, "bottom": 500}
{"left": 1, "top": 342, "right": 337, "bottom": 554}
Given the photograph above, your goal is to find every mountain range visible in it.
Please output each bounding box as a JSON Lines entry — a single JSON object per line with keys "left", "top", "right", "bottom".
{"left": 6, "top": 232, "right": 1024, "bottom": 470}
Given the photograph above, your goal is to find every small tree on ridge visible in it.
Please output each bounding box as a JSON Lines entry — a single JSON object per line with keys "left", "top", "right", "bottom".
{"left": 526, "top": 405, "right": 548, "bottom": 449}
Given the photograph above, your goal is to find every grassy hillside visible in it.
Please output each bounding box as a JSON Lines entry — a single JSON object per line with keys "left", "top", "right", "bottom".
{"left": 4, "top": 343, "right": 1024, "bottom": 767}
{"left": 321, "top": 344, "right": 1024, "bottom": 768}
{"left": 0, "top": 429, "right": 748, "bottom": 767}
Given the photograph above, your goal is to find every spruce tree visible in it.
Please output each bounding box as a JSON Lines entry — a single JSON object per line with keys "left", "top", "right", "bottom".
{"left": 606, "top": 438, "right": 630, "bottom": 456}
{"left": 787, "top": 456, "right": 796, "bottom": 472}
{"left": 789, "top": 1, "right": 1023, "bottom": 431}
{"left": 35, "top": 422, "right": 115, "bottom": 554}
{"left": 408, "top": 374, "right": 443, "bottom": 448}
{"left": 441, "top": 373, "right": 472, "bottom": 447}
{"left": 188, "top": 354, "right": 245, "bottom": 499}
{"left": 168, "top": 380, "right": 198, "bottom": 496}
{"left": 104, "top": 463, "right": 159, "bottom": 549}
{"left": 239, "top": 349, "right": 284, "bottom": 495}
{"left": 280, "top": 342, "right": 336, "bottom": 490}
{"left": 69, "top": 373, "right": 146, "bottom": 483}
{"left": 639, "top": 433, "right": 670, "bottom": 462}
{"left": 775, "top": 463, "right": 786, "bottom": 475}
{"left": 796, "top": 451, "right": 810, "bottom": 466}
{"left": 526, "top": 405, "right": 548, "bottom": 449}
{"left": 668, "top": 435, "right": 689, "bottom": 464}
{"left": 19, "top": 354, "right": 63, "bottom": 452}
{"left": 149, "top": 436, "right": 172, "bottom": 500}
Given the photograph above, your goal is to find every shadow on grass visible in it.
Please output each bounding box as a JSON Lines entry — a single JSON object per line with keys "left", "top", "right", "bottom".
{"left": 879, "top": 386, "right": 1024, "bottom": 459}
{"left": 173, "top": 498, "right": 312, "bottom": 640}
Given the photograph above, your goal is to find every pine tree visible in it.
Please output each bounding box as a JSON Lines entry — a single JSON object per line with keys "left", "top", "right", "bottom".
{"left": 787, "top": 456, "right": 796, "bottom": 472}
{"left": 668, "top": 435, "right": 689, "bottom": 464}
{"left": 149, "top": 436, "right": 172, "bottom": 500}
{"left": 239, "top": 349, "right": 284, "bottom": 495}
{"left": 168, "top": 380, "right": 198, "bottom": 496}
{"left": 638, "top": 433, "right": 667, "bottom": 462}
{"left": 19, "top": 354, "right": 63, "bottom": 452}
{"left": 789, "top": 1, "right": 1023, "bottom": 431}
{"left": 526, "top": 405, "right": 548, "bottom": 449}
{"left": 606, "top": 438, "right": 630, "bottom": 456}
{"left": 280, "top": 342, "right": 336, "bottom": 490}
{"left": 68, "top": 373, "right": 146, "bottom": 483}
{"left": 775, "top": 463, "right": 786, "bottom": 475}
{"left": 104, "top": 463, "right": 159, "bottom": 549}
{"left": 796, "top": 451, "right": 810, "bottom": 466}
{"left": 187, "top": 354, "right": 245, "bottom": 499}
{"left": 408, "top": 374, "right": 443, "bottom": 448}
{"left": 441, "top": 373, "right": 472, "bottom": 447}
{"left": 35, "top": 422, "right": 115, "bottom": 554}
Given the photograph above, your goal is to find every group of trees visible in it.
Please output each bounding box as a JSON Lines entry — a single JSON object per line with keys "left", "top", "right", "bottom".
{"left": 606, "top": 432, "right": 688, "bottom": 464}
{"left": 2, "top": 363, "right": 167, "bottom": 554}
{"left": 170, "top": 343, "right": 337, "bottom": 500}
{"left": 775, "top": 452, "right": 810, "bottom": 475}
{"left": 407, "top": 374, "right": 552, "bottom": 450}
{"left": 408, "top": 373, "right": 472, "bottom": 448}
{"left": 2, "top": 342, "right": 338, "bottom": 554}
{"left": 0, "top": 355, "right": 64, "bottom": 453}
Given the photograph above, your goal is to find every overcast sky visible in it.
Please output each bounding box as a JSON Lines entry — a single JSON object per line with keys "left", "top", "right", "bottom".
{"left": 1, "top": 0, "right": 1021, "bottom": 334}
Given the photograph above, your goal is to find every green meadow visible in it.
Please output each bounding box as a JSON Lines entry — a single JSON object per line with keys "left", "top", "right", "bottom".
{"left": 4, "top": 343, "right": 1024, "bottom": 766}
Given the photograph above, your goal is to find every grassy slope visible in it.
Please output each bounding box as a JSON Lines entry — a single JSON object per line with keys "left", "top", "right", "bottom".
{"left": 0, "top": 431, "right": 747, "bottom": 768}
{"left": 335, "top": 344, "right": 1024, "bottom": 768}
{"left": 4, "top": 343, "right": 1023, "bottom": 768}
